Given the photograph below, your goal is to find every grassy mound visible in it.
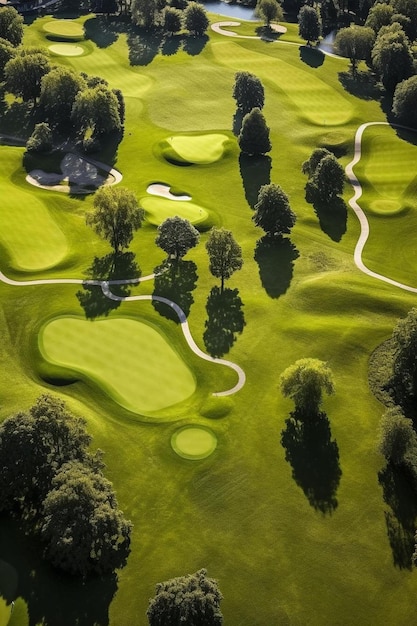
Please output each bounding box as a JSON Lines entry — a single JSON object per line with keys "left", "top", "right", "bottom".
{"left": 199, "top": 395, "right": 233, "bottom": 419}
{"left": 161, "top": 133, "right": 231, "bottom": 165}
{"left": 39, "top": 317, "right": 196, "bottom": 415}
{"left": 369, "top": 199, "right": 406, "bottom": 216}
{"left": 48, "top": 44, "right": 85, "bottom": 57}
{"left": 171, "top": 425, "right": 217, "bottom": 459}
{"left": 140, "top": 197, "right": 210, "bottom": 227}
{"left": 42, "top": 20, "right": 85, "bottom": 40}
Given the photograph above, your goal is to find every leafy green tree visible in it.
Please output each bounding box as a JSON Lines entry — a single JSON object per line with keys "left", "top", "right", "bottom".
{"left": 298, "top": 5, "right": 322, "bottom": 45}
{"left": 378, "top": 407, "right": 417, "bottom": 465}
{"left": 40, "top": 461, "right": 132, "bottom": 576}
{"left": 233, "top": 71, "right": 265, "bottom": 114}
{"left": 390, "top": 307, "right": 417, "bottom": 409}
{"left": 334, "top": 25, "right": 375, "bottom": 75}
{"left": 5, "top": 50, "right": 51, "bottom": 103}
{"left": 147, "top": 569, "right": 223, "bottom": 626}
{"left": 391, "top": 0, "right": 417, "bottom": 38}
{"left": 0, "top": 37, "right": 15, "bottom": 80}
{"left": 253, "top": 183, "right": 296, "bottom": 236}
{"left": 183, "top": 1, "right": 209, "bottom": 36}
{"left": 392, "top": 75, "right": 417, "bottom": 128}
{"left": 309, "top": 153, "right": 345, "bottom": 202}
{"left": 280, "top": 358, "right": 335, "bottom": 416}
{"left": 155, "top": 216, "right": 200, "bottom": 260}
{"left": 0, "top": 6, "right": 23, "bottom": 46}
{"left": 87, "top": 186, "right": 144, "bottom": 253}
{"left": 206, "top": 227, "right": 243, "bottom": 291}
{"left": 71, "top": 85, "right": 122, "bottom": 137}
{"left": 131, "top": 0, "right": 166, "bottom": 29}
{"left": 163, "top": 6, "right": 182, "bottom": 34}
{"left": 26, "top": 122, "right": 53, "bottom": 153}
{"left": 365, "top": 2, "right": 395, "bottom": 34}
{"left": 302, "top": 147, "right": 332, "bottom": 178}
{"left": 255, "top": 0, "right": 283, "bottom": 26}
{"left": 371, "top": 25, "right": 414, "bottom": 92}
{"left": 40, "top": 67, "right": 87, "bottom": 127}
{"left": 238, "top": 107, "right": 271, "bottom": 156}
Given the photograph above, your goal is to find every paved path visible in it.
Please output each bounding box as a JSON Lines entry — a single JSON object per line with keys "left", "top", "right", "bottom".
{"left": 345, "top": 121, "right": 417, "bottom": 294}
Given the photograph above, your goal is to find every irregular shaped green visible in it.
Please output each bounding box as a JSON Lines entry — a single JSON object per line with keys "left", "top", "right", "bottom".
{"left": 141, "top": 196, "right": 209, "bottom": 226}
{"left": 163, "top": 133, "right": 230, "bottom": 164}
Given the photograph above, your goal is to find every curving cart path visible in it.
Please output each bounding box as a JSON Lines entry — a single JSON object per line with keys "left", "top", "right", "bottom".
{"left": 346, "top": 121, "right": 417, "bottom": 294}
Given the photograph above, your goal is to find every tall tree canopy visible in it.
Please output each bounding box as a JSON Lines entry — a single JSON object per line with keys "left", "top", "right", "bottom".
{"left": 392, "top": 75, "right": 417, "bottom": 128}
{"left": 298, "top": 5, "right": 322, "bottom": 45}
{"left": 131, "top": 0, "right": 165, "bottom": 29}
{"left": 280, "top": 358, "right": 335, "bottom": 416}
{"left": 378, "top": 407, "right": 417, "bottom": 466}
{"left": 0, "top": 6, "right": 23, "bottom": 46}
{"left": 365, "top": 2, "right": 395, "bottom": 34}
{"left": 206, "top": 227, "right": 243, "bottom": 291}
{"left": 371, "top": 24, "right": 414, "bottom": 92}
{"left": 233, "top": 71, "right": 265, "bottom": 114}
{"left": 253, "top": 183, "right": 296, "bottom": 236}
{"left": 307, "top": 153, "right": 346, "bottom": 202}
{"left": 334, "top": 25, "right": 375, "bottom": 75}
{"left": 155, "top": 216, "right": 200, "bottom": 260}
{"left": 40, "top": 66, "right": 87, "bottom": 126}
{"left": 5, "top": 49, "right": 51, "bottom": 103}
{"left": 390, "top": 307, "right": 417, "bottom": 409}
{"left": 147, "top": 569, "right": 223, "bottom": 626}
{"left": 255, "top": 0, "right": 283, "bottom": 26}
{"left": 238, "top": 107, "right": 271, "bottom": 156}
{"left": 87, "top": 186, "right": 144, "bottom": 253}
{"left": 184, "top": 1, "right": 209, "bottom": 35}
{"left": 71, "top": 85, "right": 122, "bottom": 137}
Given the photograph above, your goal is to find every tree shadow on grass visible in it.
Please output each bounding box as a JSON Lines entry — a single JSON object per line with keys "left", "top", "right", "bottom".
{"left": 127, "top": 29, "right": 163, "bottom": 66}
{"left": 152, "top": 260, "right": 198, "bottom": 323}
{"left": 338, "top": 70, "right": 383, "bottom": 101}
{"left": 76, "top": 251, "right": 140, "bottom": 319}
{"left": 0, "top": 514, "right": 118, "bottom": 626}
{"left": 239, "top": 153, "right": 272, "bottom": 208}
{"left": 182, "top": 34, "right": 209, "bottom": 56}
{"left": 299, "top": 45, "right": 324, "bottom": 68}
{"left": 255, "top": 25, "right": 280, "bottom": 41}
{"left": 83, "top": 15, "right": 120, "bottom": 48}
{"left": 160, "top": 34, "right": 182, "bottom": 56}
{"left": 378, "top": 463, "right": 417, "bottom": 569}
{"left": 281, "top": 410, "right": 342, "bottom": 514}
{"left": 203, "top": 286, "right": 245, "bottom": 357}
{"left": 254, "top": 235, "right": 299, "bottom": 298}
{"left": 311, "top": 196, "right": 348, "bottom": 242}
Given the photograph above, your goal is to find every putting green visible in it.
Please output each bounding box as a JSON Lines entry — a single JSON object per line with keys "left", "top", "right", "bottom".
{"left": 43, "top": 20, "right": 85, "bottom": 40}
{"left": 369, "top": 199, "right": 405, "bottom": 216}
{"left": 163, "top": 134, "right": 230, "bottom": 165}
{"left": 140, "top": 197, "right": 209, "bottom": 226}
{"left": 39, "top": 317, "right": 196, "bottom": 415}
{"left": 48, "top": 43, "right": 84, "bottom": 57}
{"left": 171, "top": 425, "right": 217, "bottom": 460}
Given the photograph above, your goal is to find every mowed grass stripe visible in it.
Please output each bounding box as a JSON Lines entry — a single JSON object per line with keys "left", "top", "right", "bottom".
{"left": 211, "top": 40, "right": 354, "bottom": 126}
{"left": 0, "top": 147, "right": 68, "bottom": 271}
{"left": 39, "top": 317, "right": 196, "bottom": 414}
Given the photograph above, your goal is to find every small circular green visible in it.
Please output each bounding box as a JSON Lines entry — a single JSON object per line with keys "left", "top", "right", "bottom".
{"left": 48, "top": 44, "right": 84, "bottom": 57}
{"left": 171, "top": 426, "right": 217, "bottom": 460}
{"left": 369, "top": 199, "right": 405, "bottom": 216}
{"left": 43, "top": 20, "right": 85, "bottom": 40}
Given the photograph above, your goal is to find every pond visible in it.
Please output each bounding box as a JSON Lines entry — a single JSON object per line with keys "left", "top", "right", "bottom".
{"left": 203, "top": 1, "right": 257, "bottom": 21}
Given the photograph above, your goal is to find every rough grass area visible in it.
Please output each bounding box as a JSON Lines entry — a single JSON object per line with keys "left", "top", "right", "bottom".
{"left": 39, "top": 317, "right": 196, "bottom": 414}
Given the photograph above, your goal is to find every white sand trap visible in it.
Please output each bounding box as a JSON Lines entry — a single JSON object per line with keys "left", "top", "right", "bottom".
{"left": 147, "top": 183, "right": 191, "bottom": 201}
{"left": 48, "top": 43, "right": 84, "bottom": 56}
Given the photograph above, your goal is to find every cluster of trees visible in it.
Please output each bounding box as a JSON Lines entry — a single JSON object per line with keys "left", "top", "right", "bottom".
{"left": 302, "top": 147, "right": 346, "bottom": 204}
{"left": 255, "top": 0, "right": 284, "bottom": 27}
{"left": 131, "top": 0, "right": 209, "bottom": 36}
{"left": 233, "top": 71, "right": 272, "bottom": 156}
{"left": 0, "top": 395, "right": 132, "bottom": 576}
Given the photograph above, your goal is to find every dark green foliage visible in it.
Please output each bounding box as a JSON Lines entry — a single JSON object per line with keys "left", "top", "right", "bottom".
{"left": 390, "top": 307, "right": 417, "bottom": 412}
{"left": 147, "top": 569, "right": 223, "bottom": 626}
{"left": 183, "top": 1, "right": 209, "bottom": 36}
{"left": 238, "top": 107, "right": 271, "bottom": 156}
{"left": 280, "top": 358, "right": 335, "bottom": 416}
{"left": 308, "top": 153, "right": 346, "bottom": 202}
{"left": 155, "top": 215, "right": 200, "bottom": 260}
{"left": 334, "top": 25, "right": 375, "bottom": 74}
{"left": 233, "top": 71, "right": 265, "bottom": 114}
{"left": 298, "top": 5, "right": 322, "bottom": 45}
{"left": 112, "top": 87, "right": 125, "bottom": 125}
{"left": 302, "top": 147, "right": 332, "bottom": 178}
{"left": 391, "top": 0, "right": 417, "bottom": 39}
{"left": 392, "top": 75, "right": 417, "bottom": 128}
{"left": 378, "top": 407, "right": 417, "bottom": 465}
{"left": 253, "top": 183, "right": 296, "bottom": 236}
{"left": 206, "top": 227, "right": 243, "bottom": 291}
{"left": 26, "top": 122, "right": 53, "bottom": 153}
{"left": 40, "top": 67, "right": 87, "bottom": 127}
{"left": 163, "top": 6, "right": 182, "bottom": 34}
{"left": 365, "top": 2, "right": 394, "bottom": 33}
{"left": 255, "top": 0, "right": 283, "bottom": 26}
{"left": 0, "top": 6, "right": 23, "bottom": 46}
{"left": 131, "top": 0, "right": 166, "bottom": 29}
{"left": 5, "top": 49, "right": 51, "bottom": 103}
{"left": 371, "top": 24, "right": 414, "bottom": 92}
{"left": 87, "top": 186, "right": 144, "bottom": 252}
{"left": 71, "top": 85, "right": 122, "bottom": 136}
{"left": 0, "top": 36, "right": 15, "bottom": 80}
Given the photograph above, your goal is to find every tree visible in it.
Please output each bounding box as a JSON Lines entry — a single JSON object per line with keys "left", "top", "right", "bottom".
{"left": 26, "top": 122, "right": 53, "bottom": 153}
{"left": 86, "top": 186, "right": 144, "bottom": 253}
{"left": 390, "top": 307, "right": 417, "bottom": 409}
{"left": 255, "top": 0, "right": 283, "bottom": 26}
{"left": 334, "top": 25, "right": 375, "bottom": 75}
{"left": 253, "top": 183, "right": 296, "bottom": 236}
{"left": 392, "top": 75, "right": 417, "bottom": 128}
{"left": 40, "top": 461, "right": 132, "bottom": 576}
{"left": 155, "top": 216, "right": 200, "bottom": 260}
{"left": 298, "top": 5, "right": 322, "bottom": 46}
{"left": 302, "top": 147, "right": 332, "bottom": 178}
{"left": 0, "top": 37, "right": 15, "bottom": 80}
{"left": 309, "top": 153, "right": 345, "bottom": 202}
{"left": 40, "top": 67, "right": 87, "bottom": 127}
{"left": 371, "top": 25, "right": 414, "bottom": 92}
{"left": 365, "top": 2, "right": 395, "bottom": 34}
{"left": 233, "top": 71, "right": 265, "bottom": 114}
{"left": 391, "top": 0, "right": 417, "bottom": 39}
{"left": 238, "top": 107, "right": 271, "bottom": 156}
{"left": 0, "top": 6, "right": 23, "bottom": 46}
{"left": 206, "top": 227, "right": 243, "bottom": 291}
{"left": 131, "top": 0, "right": 165, "bottom": 29}
{"left": 147, "top": 569, "right": 223, "bottom": 626}
{"left": 378, "top": 407, "right": 417, "bottom": 465}
{"left": 183, "top": 1, "right": 209, "bottom": 36}
{"left": 71, "top": 85, "right": 122, "bottom": 137}
{"left": 163, "top": 6, "right": 182, "bottom": 34}
{"left": 5, "top": 50, "right": 51, "bottom": 103}
{"left": 280, "top": 358, "right": 335, "bottom": 416}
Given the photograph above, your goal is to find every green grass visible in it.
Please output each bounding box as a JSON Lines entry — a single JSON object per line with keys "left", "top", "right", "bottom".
{"left": 39, "top": 316, "right": 196, "bottom": 415}
{"left": 163, "top": 133, "right": 231, "bottom": 164}
{"left": 140, "top": 196, "right": 210, "bottom": 226}
{"left": 48, "top": 43, "right": 85, "bottom": 57}
{"left": 171, "top": 425, "right": 217, "bottom": 459}
{"left": 0, "top": 11, "right": 416, "bottom": 626}
{"left": 42, "top": 20, "right": 85, "bottom": 40}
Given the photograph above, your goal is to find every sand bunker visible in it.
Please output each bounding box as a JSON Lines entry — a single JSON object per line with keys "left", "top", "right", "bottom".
{"left": 147, "top": 183, "right": 191, "bottom": 201}
{"left": 48, "top": 43, "right": 84, "bottom": 56}
{"left": 171, "top": 425, "right": 217, "bottom": 460}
